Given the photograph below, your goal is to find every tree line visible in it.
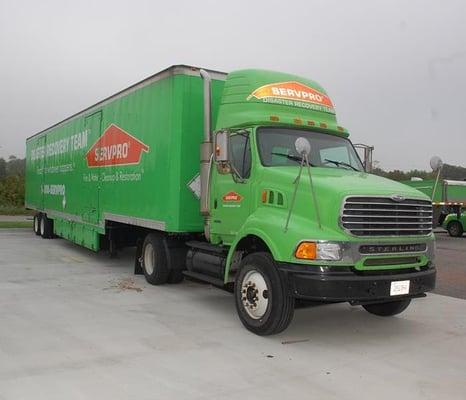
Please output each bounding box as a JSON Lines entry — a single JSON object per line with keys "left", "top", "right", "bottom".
{"left": 0, "top": 156, "right": 26, "bottom": 209}
{"left": 0, "top": 154, "right": 465, "bottom": 212}
{"left": 372, "top": 162, "right": 466, "bottom": 181}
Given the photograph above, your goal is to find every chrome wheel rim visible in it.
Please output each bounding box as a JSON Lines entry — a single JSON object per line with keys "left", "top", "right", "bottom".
{"left": 34, "top": 216, "right": 39, "bottom": 232}
{"left": 144, "top": 243, "right": 155, "bottom": 275}
{"left": 40, "top": 217, "right": 45, "bottom": 236}
{"left": 241, "top": 269, "right": 269, "bottom": 319}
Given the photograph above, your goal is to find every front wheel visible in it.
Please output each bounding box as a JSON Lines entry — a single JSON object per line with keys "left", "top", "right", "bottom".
{"left": 362, "top": 299, "right": 411, "bottom": 316}
{"left": 447, "top": 221, "right": 464, "bottom": 237}
{"left": 234, "top": 252, "right": 294, "bottom": 335}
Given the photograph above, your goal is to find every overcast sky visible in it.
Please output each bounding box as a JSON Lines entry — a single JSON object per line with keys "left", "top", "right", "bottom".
{"left": 0, "top": 0, "right": 465, "bottom": 170}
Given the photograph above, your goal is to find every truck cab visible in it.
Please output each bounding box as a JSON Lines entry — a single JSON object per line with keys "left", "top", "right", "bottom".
{"left": 190, "top": 69, "right": 436, "bottom": 334}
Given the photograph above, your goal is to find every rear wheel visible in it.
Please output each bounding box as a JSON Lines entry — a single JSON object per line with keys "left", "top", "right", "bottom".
{"left": 40, "top": 214, "right": 54, "bottom": 239}
{"left": 33, "top": 213, "right": 41, "bottom": 236}
{"left": 447, "top": 221, "right": 464, "bottom": 237}
{"left": 362, "top": 299, "right": 411, "bottom": 316}
{"left": 141, "top": 233, "right": 169, "bottom": 285}
{"left": 234, "top": 252, "right": 294, "bottom": 335}
{"left": 168, "top": 269, "right": 185, "bottom": 284}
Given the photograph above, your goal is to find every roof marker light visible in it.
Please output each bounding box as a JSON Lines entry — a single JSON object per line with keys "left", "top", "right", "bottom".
{"left": 294, "top": 118, "right": 303, "bottom": 125}
{"left": 319, "top": 122, "right": 327, "bottom": 129}
{"left": 270, "top": 116, "right": 280, "bottom": 122}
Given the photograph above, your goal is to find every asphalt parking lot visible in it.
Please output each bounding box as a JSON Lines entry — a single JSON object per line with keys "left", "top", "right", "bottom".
{"left": 0, "top": 229, "right": 465, "bottom": 400}
{"left": 433, "top": 231, "right": 466, "bottom": 299}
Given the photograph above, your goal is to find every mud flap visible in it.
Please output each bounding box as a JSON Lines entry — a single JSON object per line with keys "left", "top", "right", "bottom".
{"left": 134, "top": 238, "right": 144, "bottom": 275}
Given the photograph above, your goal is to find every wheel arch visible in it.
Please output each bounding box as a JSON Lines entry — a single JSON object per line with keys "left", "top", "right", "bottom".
{"left": 224, "top": 230, "right": 279, "bottom": 283}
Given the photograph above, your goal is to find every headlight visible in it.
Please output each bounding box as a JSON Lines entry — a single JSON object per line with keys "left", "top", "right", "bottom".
{"left": 316, "top": 242, "right": 342, "bottom": 260}
{"left": 295, "top": 241, "right": 342, "bottom": 261}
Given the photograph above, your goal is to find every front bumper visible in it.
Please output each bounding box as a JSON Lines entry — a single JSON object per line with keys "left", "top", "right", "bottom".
{"left": 278, "top": 263, "right": 436, "bottom": 303}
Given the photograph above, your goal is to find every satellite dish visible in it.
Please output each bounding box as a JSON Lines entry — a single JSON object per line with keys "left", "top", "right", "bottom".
{"left": 295, "top": 137, "right": 311, "bottom": 156}
{"left": 430, "top": 156, "right": 443, "bottom": 171}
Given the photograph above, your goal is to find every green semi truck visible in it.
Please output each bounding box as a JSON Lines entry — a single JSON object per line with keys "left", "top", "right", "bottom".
{"left": 26, "top": 65, "right": 436, "bottom": 335}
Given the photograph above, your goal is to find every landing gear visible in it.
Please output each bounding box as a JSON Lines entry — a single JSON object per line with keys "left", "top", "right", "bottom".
{"left": 234, "top": 252, "right": 294, "bottom": 336}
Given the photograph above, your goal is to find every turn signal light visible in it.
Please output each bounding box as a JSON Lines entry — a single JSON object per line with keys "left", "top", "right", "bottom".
{"left": 261, "top": 190, "right": 268, "bottom": 203}
{"left": 295, "top": 242, "right": 317, "bottom": 260}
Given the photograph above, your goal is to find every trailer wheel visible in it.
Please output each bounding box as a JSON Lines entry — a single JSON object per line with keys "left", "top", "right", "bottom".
{"left": 40, "top": 214, "right": 54, "bottom": 239}
{"left": 141, "top": 233, "right": 169, "bottom": 285}
{"left": 33, "top": 213, "right": 42, "bottom": 236}
{"left": 362, "top": 299, "right": 411, "bottom": 316}
{"left": 234, "top": 252, "right": 294, "bottom": 335}
{"left": 447, "top": 221, "right": 464, "bottom": 237}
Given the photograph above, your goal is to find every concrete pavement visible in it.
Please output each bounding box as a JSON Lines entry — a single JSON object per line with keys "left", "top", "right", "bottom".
{"left": 0, "top": 229, "right": 465, "bottom": 400}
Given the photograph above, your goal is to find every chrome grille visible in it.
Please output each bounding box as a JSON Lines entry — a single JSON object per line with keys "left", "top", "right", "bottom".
{"left": 341, "top": 196, "right": 433, "bottom": 236}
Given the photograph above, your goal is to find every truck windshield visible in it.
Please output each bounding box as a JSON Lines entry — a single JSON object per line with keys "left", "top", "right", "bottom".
{"left": 256, "top": 127, "right": 364, "bottom": 171}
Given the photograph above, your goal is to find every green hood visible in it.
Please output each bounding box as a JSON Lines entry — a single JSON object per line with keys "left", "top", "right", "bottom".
{"left": 264, "top": 167, "right": 429, "bottom": 199}
{"left": 259, "top": 166, "right": 430, "bottom": 238}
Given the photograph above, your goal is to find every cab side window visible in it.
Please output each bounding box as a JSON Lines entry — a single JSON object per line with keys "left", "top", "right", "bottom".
{"left": 229, "top": 134, "right": 251, "bottom": 179}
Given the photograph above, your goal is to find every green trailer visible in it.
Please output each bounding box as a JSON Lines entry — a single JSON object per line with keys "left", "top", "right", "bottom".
{"left": 26, "top": 65, "right": 436, "bottom": 335}
{"left": 402, "top": 178, "right": 466, "bottom": 236}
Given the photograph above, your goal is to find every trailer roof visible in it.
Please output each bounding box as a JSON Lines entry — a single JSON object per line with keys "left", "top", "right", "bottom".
{"left": 444, "top": 180, "right": 466, "bottom": 187}
{"left": 27, "top": 65, "right": 227, "bottom": 140}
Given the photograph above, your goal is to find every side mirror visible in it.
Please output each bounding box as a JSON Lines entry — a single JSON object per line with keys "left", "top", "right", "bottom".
{"left": 430, "top": 156, "right": 443, "bottom": 171}
{"left": 214, "top": 131, "right": 229, "bottom": 162}
{"left": 353, "top": 143, "right": 374, "bottom": 173}
{"left": 295, "top": 137, "right": 311, "bottom": 156}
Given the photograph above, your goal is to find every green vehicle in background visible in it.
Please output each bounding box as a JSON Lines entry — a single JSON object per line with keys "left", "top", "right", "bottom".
{"left": 403, "top": 178, "right": 466, "bottom": 237}
{"left": 26, "top": 65, "right": 436, "bottom": 335}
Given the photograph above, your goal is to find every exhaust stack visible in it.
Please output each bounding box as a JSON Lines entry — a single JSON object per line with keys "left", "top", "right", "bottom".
{"left": 199, "top": 69, "right": 213, "bottom": 237}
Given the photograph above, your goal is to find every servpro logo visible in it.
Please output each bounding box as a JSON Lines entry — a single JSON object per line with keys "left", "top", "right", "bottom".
{"left": 247, "top": 81, "right": 334, "bottom": 113}
{"left": 222, "top": 191, "right": 243, "bottom": 202}
{"left": 86, "top": 124, "right": 149, "bottom": 167}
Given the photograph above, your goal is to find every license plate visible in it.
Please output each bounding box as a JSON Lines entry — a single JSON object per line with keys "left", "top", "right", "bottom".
{"left": 390, "top": 280, "right": 410, "bottom": 296}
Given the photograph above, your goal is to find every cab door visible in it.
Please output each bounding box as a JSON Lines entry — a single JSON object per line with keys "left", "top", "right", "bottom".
{"left": 210, "top": 131, "right": 253, "bottom": 244}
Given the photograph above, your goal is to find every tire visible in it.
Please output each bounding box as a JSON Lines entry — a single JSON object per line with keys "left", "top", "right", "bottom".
{"left": 234, "top": 252, "right": 294, "bottom": 335}
{"left": 447, "top": 221, "right": 464, "bottom": 237}
{"left": 166, "top": 243, "right": 186, "bottom": 284}
{"left": 40, "top": 214, "right": 54, "bottom": 239}
{"left": 168, "top": 269, "right": 185, "bottom": 284}
{"left": 33, "top": 213, "right": 41, "bottom": 236}
{"left": 362, "top": 299, "right": 411, "bottom": 316}
{"left": 141, "top": 233, "right": 170, "bottom": 285}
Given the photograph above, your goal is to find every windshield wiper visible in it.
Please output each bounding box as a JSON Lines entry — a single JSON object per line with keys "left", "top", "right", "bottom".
{"left": 324, "top": 158, "right": 358, "bottom": 171}
{"left": 272, "top": 152, "right": 316, "bottom": 166}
